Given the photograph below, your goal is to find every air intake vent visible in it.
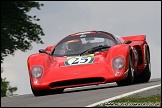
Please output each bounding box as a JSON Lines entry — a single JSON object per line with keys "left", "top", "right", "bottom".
{"left": 50, "top": 77, "right": 105, "bottom": 88}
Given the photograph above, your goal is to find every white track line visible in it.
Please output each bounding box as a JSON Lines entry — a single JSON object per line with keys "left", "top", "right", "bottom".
{"left": 86, "top": 84, "right": 161, "bottom": 107}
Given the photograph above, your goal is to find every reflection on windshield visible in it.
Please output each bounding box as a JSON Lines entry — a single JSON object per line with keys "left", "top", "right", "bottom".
{"left": 52, "top": 33, "right": 117, "bottom": 56}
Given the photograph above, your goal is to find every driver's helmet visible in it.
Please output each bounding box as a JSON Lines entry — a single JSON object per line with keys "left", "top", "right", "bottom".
{"left": 66, "top": 39, "right": 82, "bottom": 50}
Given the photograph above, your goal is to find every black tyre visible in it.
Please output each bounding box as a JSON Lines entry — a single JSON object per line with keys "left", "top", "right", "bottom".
{"left": 52, "top": 88, "right": 64, "bottom": 94}
{"left": 30, "top": 83, "right": 49, "bottom": 96}
{"left": 134, "top": 49, "right": 151, "bottom": 83}
{"left": 116, "top": 56, "right": 135, "bottom": 86}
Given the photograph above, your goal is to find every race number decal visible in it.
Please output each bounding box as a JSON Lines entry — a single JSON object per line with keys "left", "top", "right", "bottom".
{"left": 65, "top": 54, "right": 94, "bottom": 66}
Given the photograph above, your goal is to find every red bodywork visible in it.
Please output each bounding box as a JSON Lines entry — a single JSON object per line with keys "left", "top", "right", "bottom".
{"left": 27, "top": 31, "right": 150, "bottom": 93}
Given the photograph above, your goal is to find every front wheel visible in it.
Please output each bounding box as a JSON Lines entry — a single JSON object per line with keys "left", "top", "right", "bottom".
{"left": 116, "top": 56, "right": 135, "bottom": 86}
{"left": 30, "top": 83, "right": 49, "bottom": 96}
{"left": 52, "top": 88, "right": 64, "bottom": 94}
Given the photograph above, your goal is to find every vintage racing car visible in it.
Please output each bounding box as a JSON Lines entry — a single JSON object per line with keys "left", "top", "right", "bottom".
{"left": 27, "top": 31, "right": 151, "bottom": 96}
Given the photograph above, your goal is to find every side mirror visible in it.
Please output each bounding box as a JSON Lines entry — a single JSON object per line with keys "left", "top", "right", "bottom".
{"left": 45, "top": 46, "right": 54, "bottom": 52}
{"left": 39, "top": 49, "right": 50, "bottom": 55}
{"left": 123, "top": 40, "right": 132, "bottom": 44}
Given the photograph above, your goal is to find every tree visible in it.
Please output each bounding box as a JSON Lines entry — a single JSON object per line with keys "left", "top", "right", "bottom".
{"left": 1, "top": 1, "right": 44, "bottom": 96}
{"left": 1, "top": 68, "right": 17, "bottom": 97}
{"left": 1, "top": 1, "right": 45, "bottom": 63}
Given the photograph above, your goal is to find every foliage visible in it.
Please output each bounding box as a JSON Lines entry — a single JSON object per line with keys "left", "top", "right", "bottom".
{"left": 1, "top": 69, "right": 17, "bottom": 97}
{"left": 1, "top": 1, "right": 45, "bottom": 96}
{"left": 1, "top": 1, "right": 45, "bottom": 63}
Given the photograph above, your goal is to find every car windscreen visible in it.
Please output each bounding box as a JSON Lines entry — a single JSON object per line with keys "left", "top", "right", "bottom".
{"left": 52, "top": 33, "right": 118, "bottom": 56}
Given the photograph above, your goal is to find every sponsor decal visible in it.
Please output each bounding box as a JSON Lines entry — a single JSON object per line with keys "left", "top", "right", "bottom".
{"left": 76, "top": 32, "right": 90, "bottom": 35}
{"left": 80, "top": 34, "right": 86, "bottom": 37}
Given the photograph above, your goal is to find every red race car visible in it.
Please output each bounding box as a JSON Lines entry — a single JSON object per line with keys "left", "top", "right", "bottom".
{"left": 27, "top": 31, "right": 151, "bottom": 96}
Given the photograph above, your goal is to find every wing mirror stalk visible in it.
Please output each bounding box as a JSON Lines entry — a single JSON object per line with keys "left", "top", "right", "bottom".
{"left": 123, "top": 40, "right": 132, "bottom": 44}
{"left": 39, "top": 49, "right": 50, "bottom": 55}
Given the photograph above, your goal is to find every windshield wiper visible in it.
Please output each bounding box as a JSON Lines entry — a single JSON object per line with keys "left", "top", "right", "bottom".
{"left": 80, "top": 45, "right": 111, "bottom": 56}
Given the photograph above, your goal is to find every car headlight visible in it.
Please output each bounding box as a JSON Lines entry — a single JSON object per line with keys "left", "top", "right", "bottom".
{"left": 31, "top": 65, "right": 43, "bottom": 78}
{"left": 112, "top": 56, "right": 124, "bottom": 70}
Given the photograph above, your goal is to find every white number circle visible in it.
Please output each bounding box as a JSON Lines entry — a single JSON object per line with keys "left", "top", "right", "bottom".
{"left": 65, "top": 56, "right": 94, "bottom": 65}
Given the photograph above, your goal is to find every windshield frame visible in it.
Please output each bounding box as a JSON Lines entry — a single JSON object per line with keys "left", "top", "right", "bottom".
{"left": 51, "top": 31, "right": 121, "bottom": 56}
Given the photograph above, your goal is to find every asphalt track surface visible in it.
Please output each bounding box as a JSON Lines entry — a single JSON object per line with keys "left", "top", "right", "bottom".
{"left": 1, "top": 78, "right": 161, "bottom": 107}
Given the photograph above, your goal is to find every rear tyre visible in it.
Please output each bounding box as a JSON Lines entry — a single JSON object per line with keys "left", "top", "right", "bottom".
{"left": 116, "top": 56, "right": 135, "bottom": 86}
{"left": 134, "top": 49, "right": 151, "bottom": 83}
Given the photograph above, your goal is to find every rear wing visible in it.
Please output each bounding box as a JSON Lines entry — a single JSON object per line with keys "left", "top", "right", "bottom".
{"left": 121, "top": 35, "right": 146, "bottom": 42}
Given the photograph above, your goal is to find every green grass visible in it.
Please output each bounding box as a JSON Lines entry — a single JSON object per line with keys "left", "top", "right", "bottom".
{"left": 95, "top": 94, "right": 161, "bottom": 107}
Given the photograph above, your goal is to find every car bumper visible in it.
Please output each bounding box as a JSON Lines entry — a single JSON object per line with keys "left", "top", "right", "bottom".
{"left": 31, "top": 63, "right": 128, "bottom": 90}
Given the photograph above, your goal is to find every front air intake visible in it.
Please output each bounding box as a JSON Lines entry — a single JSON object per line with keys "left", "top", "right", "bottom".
{"left": 50, "top": 77, "right": 105, "bottom": 88}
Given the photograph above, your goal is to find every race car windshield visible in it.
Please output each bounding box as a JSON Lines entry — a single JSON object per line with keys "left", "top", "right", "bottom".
{"left": 52, "top": 33, "right": 118, "bottom": 56}
{"left": 80, "top": 45, "right": 111, "bottom": 56}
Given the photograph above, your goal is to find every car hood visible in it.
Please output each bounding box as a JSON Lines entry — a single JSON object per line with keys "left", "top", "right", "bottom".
{"left": 56, "top": 51, "right": 108, "bottom": 67}
{"left": 41, "top": 51, "right": 113, "bottom": 83}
